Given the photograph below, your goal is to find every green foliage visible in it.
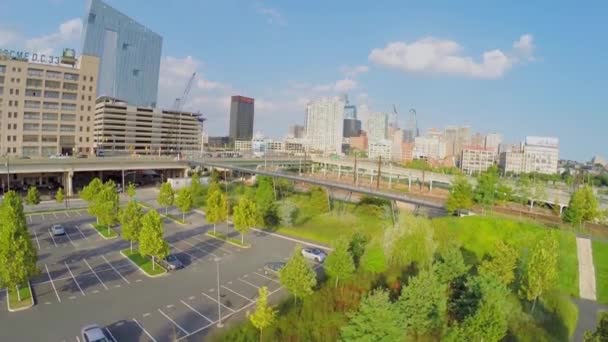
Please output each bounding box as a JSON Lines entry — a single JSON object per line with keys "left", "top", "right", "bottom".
{"left": 563, "top": 185, "right": 600, "bottom": 225}
{"left": 279, "top": 246, "right": 317, "bottom": 303}
{"left": 138, "top": 209, "right": 169, "bottom": 270}
{"left": 360, "top": 241, "right": 388, "bottom": 275}
{"left": 479, "top": 240, "right": 519, "bottom": 286}
{"left": 348, "top": 232, "right": 369, "bottom": 268}
{"left": 80, "top": 178, "right": 103, "bottom": 202}
{"left": 521, "top": 235, "right": 559, "bottom": 311}
{"left": 474, "top": 165, "right": 500, "bottom": 207}
{"left": 247, "top": 286, "right": 276, "bottom": 341}
{"left": 325, "top": 239, "right": 356, "bottom": 288}
{"left": 233, "top": 196, "right": 260, "bottom": 245}
{"left": 275, "top": 178, "right": 294, "bottom": 199}
{"left": 256, "top": 176, "right": 277, "bottom": 226}
{"left": 386, "top": 214, "right": 436, "bottom": 269}
{"left": 205, "top": 187, "right": 228, "bottom": 227}
{"left": 446, "top": 175, "right": 474, "bottom": 213}
{"left": 405, "top": 159, "right": 461, "bottom": 174}
{"left": 119, "top": 200, "right": 143, "bottom": 251}
{"left": 90, "top": 180, "right": 120, "bottom": 227}
{"left": 157, "top": 182, "right": 174, "bottom": 214}
{"left": 24, "top": 186, "right": 40, "bottom": 205}
{"left": 175, "top": 187, "right": 194, "bottom": 221}
{"left": 516, "top": 176, "right": 533, "bottom": 205}
{"left": 584, "top": 311, "right": 608, "bottom": 342}
{"left": 277, "top": 200, "right": 298, "bottom": 227}
{"left": 126, "top": 183, "right": 136, "bottom": 198}
{"left": 190, "top": 174, "right": 207, "bottom": 207}
{"left": 496, "top": 183, "right": 513, "bottom": 204}
{"left": 592, "top": 240, "right": 608, "bottom": 304}
{"left": 55, "top": 187, "right": 64, "bottom": 203}
{"left": 340, "top": 288, "right": 402, "bottom": 342}
{"left": 309, "top": 186, "right": 330, "bottom": 214}
{"left": 397, "top": 268, "right": 447, "bottom": 337}
{"left": 434, "top": 244, "right": 469, "bottom": 284}
{"left": 210, "top": 169, "right": 221, "bottom": 183}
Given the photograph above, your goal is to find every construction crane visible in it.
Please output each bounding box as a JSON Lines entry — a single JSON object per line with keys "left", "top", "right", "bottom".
{"left": 173, "top": 72, "right": 196, "bottom": 111}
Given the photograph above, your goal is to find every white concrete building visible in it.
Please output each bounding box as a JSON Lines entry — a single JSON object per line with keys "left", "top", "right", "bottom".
{"left": 305, "top": 97, "right": 344, "bottom": 155}
{"left": 234, "top": 140, "right": 252, "bottom": 151}
{"left": 367, "top": 112, "right": 388, "bottom": 143}
{"left": 461, "top": 147, "right": 496, "bottom": 174}
{"left": 523, "top": 136, "right": 559, "bottom": 174}
{"left": 484, "top": 133, "right": 502, "bottom": 153}
{"left": 499, "top": 151, "right": 524, "bottom": 174}
{"left": 414, "top": 135, "right": 446, "bottom": 160}
{"left": 368, "top": 139, "right": 392, "bottom": 160}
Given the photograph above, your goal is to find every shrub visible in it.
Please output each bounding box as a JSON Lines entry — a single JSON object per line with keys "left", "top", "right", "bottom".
{"left": 278, "top": 201, "right": 299, "bottom": 227}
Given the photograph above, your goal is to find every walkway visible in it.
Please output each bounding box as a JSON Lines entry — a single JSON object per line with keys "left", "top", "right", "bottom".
{"left": 577, "top": 237, "right": 597, "bottom": 301}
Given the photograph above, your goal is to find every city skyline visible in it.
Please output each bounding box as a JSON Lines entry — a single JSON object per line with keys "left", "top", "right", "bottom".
{"left": 1, "top": 1, "right": 606, "bottom": 160}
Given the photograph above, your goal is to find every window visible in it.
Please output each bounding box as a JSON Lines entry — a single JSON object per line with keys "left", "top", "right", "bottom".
{"left": 62, "top": 92, "right": 77, "bottom": 100}
{"left": 23, "top": 135, "right": 39, "bottom": 142}
{"left": 60, "top": 124, "right": 75, "bottom": 132}
{"left": 41, "top": 135, "right": 57, "bottom": 143}
{"left": 9, "top": 88, "right": 13, "bottom": 95}
{"left": 86, "top": 127, "right": 90, "bottom": 132}
{"left": 15, "top": 89, "right": 19, "bottom": 95}
{"left": 25, "top": 100, "right": 41, "bottom": 109}
{"left": 45, "top": 80, "right": 61, "bottom": 89}
{"left": 24, "top": 112, "right": 40, "bottom": 120}
{"left": 86, "top": 137, "right": 90, "bottom": 143}
{"left": 61, "top": 103, "right": 76, "bottom": 112}
{"left": 63, "top": 82, "right": 78, "bottom": 91}
{"left": 132, "top": 69, "right": 140, "bottom": 77}
{"left": 13, "top": 113, "right": 17, "bottom": 119}
{"left": 42, "top": 113, "right": 58, "bottom": 121}
{"left": 82, "top": 85, "right": 86, "bottom": 91}
{"left": 79, "top": 126, "right": 83, "bottom": 132}
{"left": 22, "top": 147, "right": 38, "bottom": 157}
{"left": 42, "top": 124, "right": 57, "bottom": 132}
{"left": 61, "top": 114, "right": 76, "bottom": 121}
{"left": 23, "top": 123, "right": 39, "bottom": 131}
{"left": 7, "top": 112, "right": 11, "bottom": 118}
{"left": 81, "top": 95, "right": 85, "bottom": 101}
{"left": 64, "top": 73, "right": 79, "bottom": 81}
{"left": 89, "top": 86, "right": 93, "bottom": 92}
{"left": 83, "top": 76, "right": 87, "bottom": 81}
{"left": 44, "top": 91, "right": 60, "bottom": 99}
{"left": 43, "top": 102, "right": 59, "bottom": 110}
{"left": 46, "top": 71, "right": 61, "bottom": 79}
{"left": 90, "top": 76, "right": 94, "bottom": 82}
{"left": 26, "top": 79, "right": 42, "bottom": 87}
{"left": 26, "top": 89, "right": 41, "bottom": 97}
{"left": 27, "top": 69, "right": 43, "bottom": 77}
{"left": 0, "top": 65, "right": 6, "bottom": 74}
{"left": 88, "top": 96, "right": 92, "bottom": 101}
{"left": 88, "top": 13, "right": 96, "bottom": 24}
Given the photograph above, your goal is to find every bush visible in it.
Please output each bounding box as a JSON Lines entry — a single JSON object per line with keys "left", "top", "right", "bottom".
{"left": 278, "top": 201, "right": 298, "bottom": 227}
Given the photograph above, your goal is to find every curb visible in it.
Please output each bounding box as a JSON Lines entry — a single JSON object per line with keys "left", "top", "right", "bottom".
{"left": 139, "top": 203, "right": 188, "bottom": 226}
{"left": 251, "top": 228, "right": 333, "bottom": 251}
{"left": 6, "top": 281, "right": 35, "bottom": 312}
{"left": 120, "top": 250, "right": 167, "bottom": 278}
{"left": 205, "top": 232, "right": 252, "bottom": 249}
{"left": 89, "top": 223, "right": 118, "bottom": 240}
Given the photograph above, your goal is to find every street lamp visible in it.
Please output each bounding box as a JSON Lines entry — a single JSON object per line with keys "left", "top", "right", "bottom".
{"left": 214, "top": 257, "right": 223, "bottom": 328}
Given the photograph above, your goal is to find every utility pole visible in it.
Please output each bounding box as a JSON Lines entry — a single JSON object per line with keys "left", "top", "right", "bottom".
{"left": 376, "top": 156, "right": 382, "bottom": 189}
{"left": 215, "top": 257, "right": 223, "bottom": 328}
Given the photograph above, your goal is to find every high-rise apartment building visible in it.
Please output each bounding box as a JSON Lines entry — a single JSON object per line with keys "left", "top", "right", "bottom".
{"left": 305, "top": 97, "right": 344, "bottom": 154}
{"left": 367, "top": 112, "right": 388, "bottom": 143}
{"left": 460, "top": 147, "right": 496, "bottom": 174}
{"left": 444, "top": 125, "right": 471, "bottom": 157}
{"left": 82, "top": 0, "right": 162, "bottom": 107}
{"left": 523, "top": 136, "right": 559, "bottom": 174}
{"left": 229, "top": 95, "right": 255, "bottom": 141}
{"left": 288, "top": 124, "right": 305, "bottom": 139}
{"left": 414, "top": 135, "right": 447, "bottom": 160}
{"left": 0, "top": 50, "right": 99, "bottom": 157}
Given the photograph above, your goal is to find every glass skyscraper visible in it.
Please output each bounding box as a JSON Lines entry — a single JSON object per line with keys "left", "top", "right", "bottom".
{"left": 82, "top": 0, "right": 162, "bottom": 107}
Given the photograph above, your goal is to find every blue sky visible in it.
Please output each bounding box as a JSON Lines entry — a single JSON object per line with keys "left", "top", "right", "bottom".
{"left": 1, "top": 0, "right": 606, "bottom": 161}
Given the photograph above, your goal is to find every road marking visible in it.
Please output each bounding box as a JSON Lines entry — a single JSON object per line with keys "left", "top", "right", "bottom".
{"left": 44, "top": 264, "right": 61, "bottom": 302}
{"left": 180, "top": 300, "right": 213, "bottom": 323}
{"left": 135, "top": 279, "right": 142, "bottom": 283}
{"left": 74, "top": 225, "right": 88, "bottom": 240}
{"left": 169, "top": 243, "right": 199, "bottom": 261}
{"left": 238, "top": 278, "right": 261, "bottom": 289}
{"left": 64, "top": 262, "right": 85, "bottom": 297}
{"left": 48, "top": 229, "right": 58, "bottom": 247}
{"left": 41, "top": 213, "right": 46, "bottom": 221}
{"left": 180, "top": 239, "right": 219, "bottom": 258}
{"left": 201, "top": 292, "right": 235, "bottom": 312}
{"left": 33, "top": 230, "right": 41, "bottom": 250}
{"left": 76, "top": 336, "right": 81, "bottom": 342}
{"left": 222, "top": 285, "right": 254, "bottom": 302}
{"left": 158, "top": 308, "right": 189, "bottom": 335}
{"left": 143, "top": 312, "right": 151, "bottom": 317}
{"left": 52, "top": 212, "right": 58, "bottom": 219}
{"left": 105, "top": 328, "right": 118, "bottom": 342}
{"left": 83, "top": 258, "right": 109, "bottom": 290}
{"left": 133, "top": 319, "right": 157, "bottom": 342}
{"left": 92, "top": 290, "right": 99, "bottom": 294}
{"left": 65, "top": 211, "right": 72, "bottom": 217}
{"left": 77, "top": 210, "right": 84, "bottom": 217}
{"left": 191, "top": 236, "right": 233, "bottom": 254}
{"left": 101, "top": 255, "right": 130, "bottom": 284}
{"left": 188, "top": 296, "right": 196, "bottom": 300}
{"left": 65, "top": 230, "right": 77, "bottom": 247}
{"left": 27, "top": 215, "right": 32, "bottom": 224}
{"left": 69, "top": 295, "right": 76, "bottom": 300}
{"left": 253, "top": 271, "right": 280, "bottom": 283}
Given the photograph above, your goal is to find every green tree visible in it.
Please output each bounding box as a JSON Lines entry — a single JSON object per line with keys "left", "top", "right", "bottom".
{"left": 387, "top": 215, "right": 436, "bottom": 270}
{"left": 205, "top": 187, "right": 228, "bottom": 234}
{"left": 90, "top": 181, "right": 120, "bottom": 233}
{"left": 157, "top": 182, "right": 174, "bottom": 215}
{"left": 80, "top": 178, "right": 103, "bottom": 202}
{"left": 55, "top": 187, "right": 64, "bottom": 204}
{"left": 139, "top": 209, "right": 169, "bottom": 271}
{"left": 309, "top": 186, "right": 330, "bottom": 214}
{"left": 495, "top": 183, "right": 513, "bottom": 204}
{"left": 348, "top": 232, "right": 369, "bottom": 268}
{"left": 247, "top": 286, "right": 276, "bottom": 342}
{"left": 564, "top": 185, "right": 600, "bottom": 226}
{"left": 521, "top": 236, "right": 559, "bottom": 312}
{"left": 190, "top": 173, "right": 207, "bottom": 207}
{"left": 446, "top": 175, "right": 474, "bottom": 213}
{"left": 24, "top": 186, "right": 41, "bottom": 205}
{"left": 175, "top": 187, "right": 194, "bottom": 222}
{"left": 0, "top": 191, "right": 38, "bottom": 301}
{"left": 584, "top": 311, "right": 608, "bottom": 342}
{"left": 434, "top": 244, "right": 469, "bottom": 284}
{"left": 233, "top": 196, "right": 260, "bottom": 245}
{"left": 325, "top": 239, "right": 356, "bottom": 288}
{"left": 516, "top": 176, "right": 533, "bottom": 206}
{"left": 279, "top": 246, "right": 317, "bottom": 304}
{"left": 478, "top": 240, "right": 519, "bottom": 286}
{"left": 474, "top": 165, "right": 500, "bottom": 209}
{"left": 397, "top": 268, "right": 447, "bottom": 337}
{"left": 277, "top": 200, "right": 298, "bottom": 227}
{"left": 119, "top": 200, "right": 143, "bottom": 252}
{"left": 360, "top": 241, "right": 388, "bottom": 275}
{"left": 340, "top": 289, "right": 403, "bottom": 342}
{"left": 126, "top": 183, "right": 136, "bottom": 198}
{"left": 255, "top": 176, "right": 277, "bottom": 226}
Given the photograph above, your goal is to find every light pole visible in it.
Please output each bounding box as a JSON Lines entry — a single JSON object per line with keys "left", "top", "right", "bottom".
{"left": 3, "top": 154, "right": 10, "bottom": 191}
{"left": 215, "top": 257, "right": 223, "bottom": 328}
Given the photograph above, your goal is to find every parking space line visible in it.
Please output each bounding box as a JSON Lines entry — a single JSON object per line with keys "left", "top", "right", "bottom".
{"left": 101, "top": 255, "right": 130, "bottom": 284}
{"left": 158, "top": 308, "right": 189, "bottom": 335}
{"left": 33, "top": 230, "right": 41, "bottom": 250}
{"left": 48, "top": 229, "right": 58, "bottom": 247}
{"left": 76, "top": 336, "right": 81, "bottom": 342}
{"left": 41, "top": 213, "right": 46, "bottom": 221}
{"left": 74, "top": 225, "right": 88, "bottom": 240}
{"left": 221, "top": 285, "right": 254, "bottom": 302}
{"left": 191, "top": 236, "right": 233, "bottom": 254}
{"left": 83, "top": 259, "right": 109, "bottom": 290}
{"left": 180, "top": 300, "right": 213, "bottom": 323}
{"left": 64, "top": 262, "right": 85, "bottom": 297}
{"left": 253, "top": 272, "right": 280, "bottom": 283}
{"left": 65, "top": 211, "right": 72, "bottom": 217}
{"left": 132, "top": 319, "right": 157, "bottom": 342}
{"left": 238, "top": 278, "right": 260, "bottom": 289}
{"left": 52, "top": 212, "right": 58, "bottom": 219}
{"left": 27, "top": 215, "right": 32, "bottom": 224}
{"left": 65, "top": 231, "right": 77, "bottom": 247}
{"left": 169, "top": 243, "right": 200, "bottom": 261}
{"left": 180, "top": 240, "right": 219, "bottom": 258}
{"left": 44, "top": 264, "right": 61, "bottom": 302}
{"left": 105, "top": 328, "right": 117, "bottom": 342}
{"left": 201, "top": 292, "right": 235, "bottom": 312}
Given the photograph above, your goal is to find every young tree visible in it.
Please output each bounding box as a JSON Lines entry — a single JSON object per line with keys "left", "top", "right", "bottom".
{"left": 157, "top": 182, "right": 174, "bottom": 215}
{"left": 279, "top": 246, "right": 317, "bottom": 304}
{"left": 325, "top": 238, "right": 356, "bottom": 288}
{"left": 247, "top": 286, "right": 276, "bottom": 342}
{"left": 584, "top": 311, "right": 608, "bottom": 342}
{"left": 0, "top": 191, "right": 38, "bottom": 301}
{"left": 233, "top": 197, "right": 260, "bottom": 245}
{"left": 175, "top": 187, "right": 194, "bottom": 222}
{"left": 520, "top": 236, "right": 559, "bottom": 312}
{"left": 309, "top": 186, "right": 330, "bottom": 214}
{"left": 205, "top": 187, "right": 228, "bottom": 234}
{"left": 434, "top": 244, "right": 469, "bottom": 284}
{"left": 126, "top": 183, "right": 136, "bottom": 199}
{"left": 474, "top": 165, "right": 500, "bottom": 210}
{"left": 55, "top": 187, "right": 65, "bottom": 204}
{"left": 139, "top": 209, "right": 169, "bottom": 270}
{"left": 495, "top": 183, "right": 513, "bottom": 204}
{"left": 80, "top": 178, "right": 103, "bottom": 203}
{"left": 348, "top": 232, "right": 369, "bottom": 268}
{"left": 564, "top": 185, "right": 600, "bottom": 226}
{"left": 360, "top": 241, "right": 388, "bottom": 275}
{"left": 446, "top": 175, "right": 474, "bottom": 214}
{"left": 277, "top": 201, "right": 298, "bottom": 227}
{"left": 340, "top": 289, "right": 403, "bottom": 342}
{"left": 91, "top": 181, "right": 120, "bottom": 234}
{"left": 516, "top": 176, "right": 533, "bottom": 206}
{"left": 190, "top": 173, "right": 206, "bottom": 207}
{"left": 119, "top": 200, "right": 143, "bottom": 252}
{"left": 387, "top": 215, "right": 436, "bottom": 270}
{"left": 24, "top": 186, "right": 40, "bottom": 205}
{"left": 478, "top": 240, "right": 519, "bottom": 286}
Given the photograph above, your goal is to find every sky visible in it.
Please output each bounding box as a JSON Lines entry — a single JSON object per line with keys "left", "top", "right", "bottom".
{"left": 1, "top": 0, "right": 607, "bottom": 161}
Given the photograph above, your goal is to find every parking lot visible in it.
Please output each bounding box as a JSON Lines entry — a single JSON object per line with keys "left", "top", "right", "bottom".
{"left": 0, "top": 202, "right": 312, "bottom": 342}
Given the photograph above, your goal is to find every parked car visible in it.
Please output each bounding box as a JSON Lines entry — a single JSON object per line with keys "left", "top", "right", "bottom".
{"left": 454, "top": 209, "right": 476, "bottom": 217}
{"left": 49, "top": 154, "right": 68, "bottom": 159}
{"left": 301, "top": 247, "right": 327, "bottom": 263}
{"left": 161, "top": 254, "right": 184, "bottom": 270}
{"left": 263, "top": 262, "right": 286, "bottom": 276}
{"left": 81, "top": 324, "right": 111, "bottom": 342}
{"left": 51, "top": 224, "right": 65, "bottom": 236}
{"left": 76, "top": 153, "right": 88, "bottom": 159}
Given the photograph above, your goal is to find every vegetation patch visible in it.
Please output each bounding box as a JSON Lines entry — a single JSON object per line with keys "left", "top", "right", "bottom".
{"left": 592, "top": 240, "right": 608, "bottom": 304}
{"left": 206, "top": 231, "right": 251, "bottom": 248}
{"left": 121, "top": 249, "right": 166, "bottom": 277}
{"left": 91, "top": 223, "right": 118, "bottom": 239}
{"left": 7, "top": 283, "right": 34, "bottom": 312}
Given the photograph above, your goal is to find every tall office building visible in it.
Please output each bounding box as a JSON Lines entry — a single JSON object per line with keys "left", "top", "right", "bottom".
{"left": 82, "top": 0, "right": 162, "bottom": 107}
{"left": 305, "top": 97, "right": 344, "bottom": 154}
{"left": 229, "top": 95, "right": 255, "bottom": 141}
{"left": 444, "top": 125, "right": 471, "bottom": 157}
{"left": 342, "top": 95, "right": 361, "bottom": 138}
{"left": 403, "top": 109, "right": 419, "bottom": 142}
{"left": 367, "top": 112, "right": 388, "bottom": 143}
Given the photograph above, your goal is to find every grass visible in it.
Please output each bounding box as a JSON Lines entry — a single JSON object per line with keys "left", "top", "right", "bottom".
{"left": 121, "top": 249, "right": 166, "bottom": 276}
{"left": 7, "top": 283, "right": 34, "bottom": 311}
{"left": 592, "top": 240, "right": 608, "bottom": 304}
{"left": 92, "top": 223, "right": 118, "bottom": 239}
{"left": 206, "top": 231, "right": 251, "bottom": 248}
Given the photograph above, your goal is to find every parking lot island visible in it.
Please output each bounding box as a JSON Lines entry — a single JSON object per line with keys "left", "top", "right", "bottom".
{"left": 6, "top": 282, "right": 34, "bottom": 312}
{"left": 120, "top": 249, "right": 167, "bottom": 277}
{"left": 90, "top": 223, "right": 119, "bottom": 240}
{"left": 206, "top": 231, "right": 252, "bottom": 248}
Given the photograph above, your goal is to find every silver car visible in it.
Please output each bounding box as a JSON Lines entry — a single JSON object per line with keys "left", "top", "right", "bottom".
{"left": 301, "top": 248, "right": 327, "bottom": 263}
{"left": 51, "top": 224, "right": 65, "bottom": 236}
{"left": 81, "top": 324, "right": 110, "bottom": 342}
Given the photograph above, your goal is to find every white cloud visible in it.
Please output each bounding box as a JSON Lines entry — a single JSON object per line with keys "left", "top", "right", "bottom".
{"left": 334, "top": 78, "right": 358, "bottom": 92}
{"left": 256, "top": 5, "right": 287, "bottom": 26}
{"left": 369, "top": 34, "right": 535, "bottom": 79}
{"left": 513, "top": 34, "right": 535, "bottom": 60}
{"left": 25, "top": 18, "right": 82, "bottom": 55}
{"left": 340, "top": 65, "right": 369, "bottom": 78}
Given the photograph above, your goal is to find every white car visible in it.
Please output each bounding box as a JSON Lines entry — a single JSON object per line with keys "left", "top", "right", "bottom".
{"left": 51, "top": 224, "right": 65, "bottom": 236}
{"left": 301, "top": 247, "right": 327, "bottom": 263}
{"left": 81, "top": 324, "right": 110, "bottom": 342}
